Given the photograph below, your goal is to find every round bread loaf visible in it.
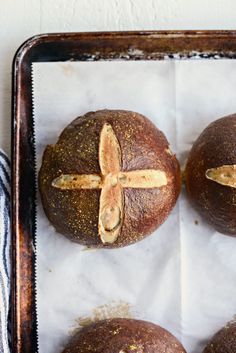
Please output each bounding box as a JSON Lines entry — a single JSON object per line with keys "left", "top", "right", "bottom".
{"left": 39, "top": 110, "right": 180, "bottom": 248}
{"left": 203, "top": 322, "right": 236, "bottom": 353}
{"left": 185, "top": 115, "right": 236, "bottom": 235}
{"left": 61, "top": 318, "right": 186, "bottom": 353}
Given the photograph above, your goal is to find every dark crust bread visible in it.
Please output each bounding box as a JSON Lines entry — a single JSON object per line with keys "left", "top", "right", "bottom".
{"left": 39, "top": 110, "right": 181, "bottom": 247}
{"left": 185, "top": 115, "right": 236, "bottom": 236}
{"left": 61, "top": 318, "right": 186, "bottom": 353}
{"left": 203, "top": 322, "right": 236, "bottom": 353}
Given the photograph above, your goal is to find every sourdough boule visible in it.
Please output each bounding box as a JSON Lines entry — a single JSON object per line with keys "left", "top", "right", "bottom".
{"left": 185, "top": 115, "right": 236, "bottom": 235}
{"left": 61, "top": 318, "right": 186, "bottom": 353}
{"left": 39, "top": 110, "right": 180, "bottom": 248}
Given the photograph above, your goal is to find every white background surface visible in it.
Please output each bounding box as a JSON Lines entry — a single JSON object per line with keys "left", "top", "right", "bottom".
{"left": 1, "top": 0, "right": 236, "bottom": 155}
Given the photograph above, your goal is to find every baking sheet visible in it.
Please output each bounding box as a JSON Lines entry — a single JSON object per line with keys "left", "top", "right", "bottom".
{"left": 33, "top": 60, "right": 236, "bottom": 353}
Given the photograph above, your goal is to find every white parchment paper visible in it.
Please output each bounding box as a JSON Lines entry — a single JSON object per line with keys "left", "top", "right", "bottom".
{"left": 33, "top": 60, "right": 236, "bottom": 353}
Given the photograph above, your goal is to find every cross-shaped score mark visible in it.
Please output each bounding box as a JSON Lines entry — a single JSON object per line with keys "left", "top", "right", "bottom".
{"left": 52, "top": 123, "right": 167, "bottom": 244}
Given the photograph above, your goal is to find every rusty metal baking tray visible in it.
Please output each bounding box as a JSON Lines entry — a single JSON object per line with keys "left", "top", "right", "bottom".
{"left": 12, "top": 30, "right": 236, "bottom": 353}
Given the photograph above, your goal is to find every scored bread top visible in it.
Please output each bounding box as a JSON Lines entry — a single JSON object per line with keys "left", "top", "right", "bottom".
{"left": 185, "top": 115, "right": 236, "bottom": 236}
{"left": 39, "top": 110, "right": 180, "bottom": 247}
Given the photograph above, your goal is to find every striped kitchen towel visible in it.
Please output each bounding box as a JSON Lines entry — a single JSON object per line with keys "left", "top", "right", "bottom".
{"left": 0, "top": 150, "right": 10, "bottom": 353}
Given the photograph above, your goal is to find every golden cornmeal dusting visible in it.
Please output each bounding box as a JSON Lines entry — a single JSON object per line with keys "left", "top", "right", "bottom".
{"left": 129, "top": 344, "right": 138, "bottom": 350}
